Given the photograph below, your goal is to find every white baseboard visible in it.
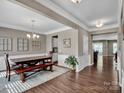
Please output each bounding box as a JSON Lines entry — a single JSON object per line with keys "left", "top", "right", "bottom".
{"left": 76, "top": 62, "right": 94, "bottom": 72}
{"left": 76, "top": 55, "right": 90, "bottom": 72}
{"left": 76, "top": 65, "right": 86, "bottom": 72}
{"left": 89, "top": 63, "right": 94, "bottom": 66}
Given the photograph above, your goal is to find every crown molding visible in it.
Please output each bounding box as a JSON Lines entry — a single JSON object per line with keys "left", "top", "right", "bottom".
{"left": 35, "top": 0, "right": 89, "bottom": 31}
{"left": 89, "top": 24, "right": 119, "bottom": 32}
{"left": 8, "top": 0, "right": 121, "bottom": 32}
{"left": 44, "top": 26, "right": 72, "bottom": 35}
{"left": 10, "top": 0, "right": 80, "bottom": 29}
{"left": 35, "top": 0, "right": 121, "bottom": 32}
{"left": 0, "top": 22, "right": 46, "bottom": 34}
{"left": 0, "top": 22, "right": 73, "bottom": 35}
{"left": 90, "top": 27, "right": 118, "bottom": 35}
{"left": 9, "top": 0, "right": 88, "bottom": 31}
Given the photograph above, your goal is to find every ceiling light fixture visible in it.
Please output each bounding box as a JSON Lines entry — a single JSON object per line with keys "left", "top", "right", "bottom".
{"left": 96, "top": 21, "right": 103, "bottom": 28}
{"left": 27, "top": 20, "right": 40, "bottom": 39}
{"left": 27, "top": 33, "right": 40, "bottom": 39}
{"left": 71, "top": 0, "right": 82, "bottom": 4}
{"left": 27, "top": 34, "right": 31, "bottom": 39}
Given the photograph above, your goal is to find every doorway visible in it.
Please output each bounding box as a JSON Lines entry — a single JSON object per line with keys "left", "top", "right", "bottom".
{"left": 92, "top": 40, "right": 117, "bottom": 67}
{"left": 93, "top": 42, "right": 103, "bottom": 66}
{"left": 93, "top": 42, "right": 103, "bottom": 55}
{"left": 52, "top": 35, "right": 58, "bottom": 64}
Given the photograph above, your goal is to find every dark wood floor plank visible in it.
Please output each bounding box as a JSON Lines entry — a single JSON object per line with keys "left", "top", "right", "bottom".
{"left": 24, "top": 56, "right": 121, "bottom": 93}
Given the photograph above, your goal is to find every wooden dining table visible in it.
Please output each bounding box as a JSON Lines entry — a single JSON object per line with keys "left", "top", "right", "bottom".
{"left": 10, "top": 55, "right": 53, "bottom": 82}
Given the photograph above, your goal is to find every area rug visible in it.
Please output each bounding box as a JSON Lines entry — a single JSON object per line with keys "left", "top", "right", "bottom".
{"left": 0, "top": 66, "right": 69, "bottom": 93}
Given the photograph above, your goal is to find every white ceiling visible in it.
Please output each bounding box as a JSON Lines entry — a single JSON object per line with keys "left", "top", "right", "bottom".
{"left": 0, "top": 0, "right": 121, "bottom": 34}
{"left": 0, "top": 0, "right": 67, "bottom": 34}
{"left": 36, "top": 0, "right": 121, "bottom": 31}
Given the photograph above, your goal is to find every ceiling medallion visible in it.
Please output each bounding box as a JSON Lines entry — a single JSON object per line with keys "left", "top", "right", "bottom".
{"left": 71, "top": 0, "right": 82, "bottom": 4}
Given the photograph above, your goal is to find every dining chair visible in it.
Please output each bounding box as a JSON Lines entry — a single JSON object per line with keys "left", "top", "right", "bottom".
{"left": 4, "top": 53, "right": 21, "bottom": 81}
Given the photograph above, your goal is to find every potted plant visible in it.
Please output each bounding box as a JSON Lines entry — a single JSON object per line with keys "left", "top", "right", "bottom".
{"left": 64, "top": 56, "right": 78, "bottom": 70}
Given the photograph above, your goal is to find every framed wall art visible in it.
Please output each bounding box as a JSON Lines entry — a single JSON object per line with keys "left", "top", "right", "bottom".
{"left": 63, "top": 38, "right": 71, "bottom": 48}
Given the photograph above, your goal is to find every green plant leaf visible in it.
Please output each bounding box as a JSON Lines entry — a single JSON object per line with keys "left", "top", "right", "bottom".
{"left": 64, "top": 55, "right": 78, "bottom": 70}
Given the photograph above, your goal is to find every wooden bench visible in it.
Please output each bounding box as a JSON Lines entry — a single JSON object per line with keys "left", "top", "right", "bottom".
{"left": 15, "top": 62, "right": 54, "bottom": 82}
{"left": 5, "top": 53, "right": 54, "bottom": 82}
{"left": 16, "top": 63, "right": 54, "bottom": 73}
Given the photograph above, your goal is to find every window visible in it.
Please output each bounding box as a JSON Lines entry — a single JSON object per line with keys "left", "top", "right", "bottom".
{"left": 93, "top": 43, "right": 103, "bottom": 55}
{"left": 17, "top": 38, "right": 29, "bottom": 51}
{"left": 0, "top": 37, "right": 12, "bottom": 51}
{"left": 32, "top": 40, "right": 41, "bottom": 50}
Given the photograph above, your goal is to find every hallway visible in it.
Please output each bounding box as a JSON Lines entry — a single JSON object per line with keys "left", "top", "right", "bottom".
{"left": 24, "top": 56, "right": 121, "bottom": 93}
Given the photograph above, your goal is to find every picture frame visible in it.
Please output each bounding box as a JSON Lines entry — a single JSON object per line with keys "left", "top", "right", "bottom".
{"left": 63, "top": 38, "right": 71, "bottom": 48}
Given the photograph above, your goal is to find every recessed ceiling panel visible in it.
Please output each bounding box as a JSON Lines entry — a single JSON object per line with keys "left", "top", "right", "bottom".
{"left": 51, "top": 0, "right": 120, "bottom": 29}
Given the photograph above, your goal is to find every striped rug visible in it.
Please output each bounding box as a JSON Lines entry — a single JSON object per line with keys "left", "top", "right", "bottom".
{"left": 0, "top": 66, "right": 69, "bottom": 93}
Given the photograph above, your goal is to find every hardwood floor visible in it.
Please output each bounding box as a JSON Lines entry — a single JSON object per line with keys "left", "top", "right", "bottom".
{"left": 24, "top": 56, "right": 121, "bottom": 93}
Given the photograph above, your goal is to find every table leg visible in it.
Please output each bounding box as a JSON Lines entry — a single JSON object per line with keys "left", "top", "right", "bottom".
{"left": 43, "top": 60, "right": 47, "bottom": 70}
{"left": 20, "top": 73, "right": 25, "bottom": 82}
{"left": 50, "top": 65, "right": 53, "bottom": 72}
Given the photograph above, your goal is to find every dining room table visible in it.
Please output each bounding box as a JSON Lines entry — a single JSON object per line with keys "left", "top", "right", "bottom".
{"left": 10, "top": 55, "right": 53, "bottom": 82}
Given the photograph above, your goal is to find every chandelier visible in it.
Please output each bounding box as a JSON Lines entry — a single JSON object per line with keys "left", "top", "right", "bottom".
{"left": 27, "top": 20, "right": 40, "bottom": 39}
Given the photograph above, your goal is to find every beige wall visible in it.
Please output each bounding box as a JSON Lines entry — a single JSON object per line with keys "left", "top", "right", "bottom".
{"left": 78, "top": 28, "right": 89, "bottom": 56}
{"left": 0, "top": 27, "right": 46, "bottom": 56}
{"left": 0, "top": 26, "right": 89, "bottom": 72}
{"left": 47, "top": 28, "right": 90, "bottom": 72}
{"left": 78, "top": 29, "right": 83, "bottom": 56}
{"left": 47, "top": 27, "right": 91, "bottom": 56}
{"left": 122, "top": 40, "right": 124, "bottom": 72}
{"left": 122, "top": 1, "right": 124, "bottom": 73}
{"left": 76, "top": 28, "right": 90, "bottom": 72}
{"left": 47, "top": 29, "right": 78, "bottom": 56}
{"left": 108, "top": 40, "right": 117, "bottom": 55}
{"left": 47, "top": 28, "right": 90, "bottom": 57}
